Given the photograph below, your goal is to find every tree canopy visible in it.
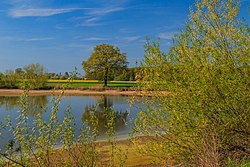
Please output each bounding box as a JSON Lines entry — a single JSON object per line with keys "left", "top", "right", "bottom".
{"left": 22, "top": 63, "right": 48, "bottom": 89}
{"left": 82, "top": 44, "right": 128, "bottom": 86}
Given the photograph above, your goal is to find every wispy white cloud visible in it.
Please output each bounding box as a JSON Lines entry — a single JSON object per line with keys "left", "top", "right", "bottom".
{"left": 122, "top": 36, "right": 140, "bottom": 42}
{"left": 7, "top": 0, "right": 128, "bottom": 26}
{"left": 88, "top": 7, "right": 125, "bottom": 16}
{"left": 0, "top": 36, "right": 55, "bottom": 41}
{"left": 23, "top": 37, "right": 55, "bottom": 41}
{"left": 3, "top": 0, "right": 35, "bottom": 6}
{"left": 81, "top": 37, "right": 109, "bottom": 41}
{"left": 80, "top": 6, "right": 127, "bottom": 27}
{"left": 9, "top": 8, "right": 86, "bottom": 18}
{"left": 5, "top": 0, "right": 75, "bottom": 19}
{"left": 85, "top": 17, "right": 100, "bottom": 23}
{"left": 158, "top": 32, "right": 176, "bottom": 40}
{"left": 66, "top": 43, "right": 91, "bottom": 48}
{"left": 80, "top": 16, "right": 103, "bottom": 26}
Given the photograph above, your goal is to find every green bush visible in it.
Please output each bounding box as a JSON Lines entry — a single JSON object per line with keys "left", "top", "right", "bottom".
{"left": 133, "top": 0, "right": 250, "bottom": 166}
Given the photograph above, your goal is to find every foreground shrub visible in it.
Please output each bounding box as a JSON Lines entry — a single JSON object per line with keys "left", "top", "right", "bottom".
{"left": 133, "top": 0, "right": 249, "bottom": 166}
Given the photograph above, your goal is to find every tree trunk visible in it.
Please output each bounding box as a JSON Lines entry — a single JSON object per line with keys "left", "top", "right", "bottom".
{"left": 104, "top": 68, "right": 108, "bottom": 87}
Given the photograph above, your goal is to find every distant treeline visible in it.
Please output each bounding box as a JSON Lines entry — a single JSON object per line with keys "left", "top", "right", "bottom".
{"left": 0, "top": 63, "right": 137, "bottom": 89}
{"left": 0, "top": 63, "right": 48, "bottom": 89}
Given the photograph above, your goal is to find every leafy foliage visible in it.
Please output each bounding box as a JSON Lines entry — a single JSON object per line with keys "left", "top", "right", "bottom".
{"left": 133, "top": 0, "right": 250, "bottom": 166}
{"left": 0, "top": 70, "right": 18, "bottom": 88}
{"left": 22, "top": 63, "right": 48, "bottom": 89}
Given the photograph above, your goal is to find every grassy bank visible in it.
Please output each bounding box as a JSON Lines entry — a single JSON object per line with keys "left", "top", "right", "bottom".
{"left": 47, "top": 80, "right": 137, "bottom": 89}
{"left": 0, "top": 79, "right": 137, "bottom": 90}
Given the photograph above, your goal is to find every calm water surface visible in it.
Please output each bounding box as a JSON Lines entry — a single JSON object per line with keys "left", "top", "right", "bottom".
{"left": 0, "top": 95, "right": 140, "bottom": 150}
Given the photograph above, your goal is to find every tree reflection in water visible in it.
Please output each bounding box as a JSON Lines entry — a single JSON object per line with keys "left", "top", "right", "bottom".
{"left": 0, "top": 96, "right": 19, "bottom": 111}
{"left": 0, "top": 96, "right": 48, "bottom": 116}
{"left": 82, "top": 95, "right": 129, "bottom": 133}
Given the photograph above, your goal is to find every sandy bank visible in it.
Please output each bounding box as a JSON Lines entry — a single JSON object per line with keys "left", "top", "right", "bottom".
{"left": 0, "top": 89, "right": 139, "bottom": 97}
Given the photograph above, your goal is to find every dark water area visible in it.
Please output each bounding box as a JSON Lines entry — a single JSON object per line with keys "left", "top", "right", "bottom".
{"left": 0, "top": 95, "right": 141, "bottom": 151}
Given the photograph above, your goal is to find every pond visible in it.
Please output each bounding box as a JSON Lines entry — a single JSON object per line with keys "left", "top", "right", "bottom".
{"left": 0, "top": 95, "right": 141, "bottom": 151}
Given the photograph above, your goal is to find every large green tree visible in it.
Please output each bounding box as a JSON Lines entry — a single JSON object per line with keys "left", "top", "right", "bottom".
{"left": 134, "top": 0, "right": 249, "bottom": 166}
{"left": 82, "top": 44, "right": 128, "bottom": 86}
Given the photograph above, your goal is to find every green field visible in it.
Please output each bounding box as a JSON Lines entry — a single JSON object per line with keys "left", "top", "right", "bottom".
{"left": 46, "top": 80, "right": 137, "bottom": 89}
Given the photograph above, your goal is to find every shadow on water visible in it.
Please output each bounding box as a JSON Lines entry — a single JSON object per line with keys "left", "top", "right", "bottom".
{"left": 82, "top": 95, "right": 129, "bottom": 133}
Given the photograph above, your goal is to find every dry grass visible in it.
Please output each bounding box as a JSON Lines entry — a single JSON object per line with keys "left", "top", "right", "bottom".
{"left": 96, "top": 140, "right": 159, "bottom": 167}
{"left": 47, "top": 79, "right": 99, "bottom": 83}
{"left": 35, "top": 138, "right": 161, "bottom": 167}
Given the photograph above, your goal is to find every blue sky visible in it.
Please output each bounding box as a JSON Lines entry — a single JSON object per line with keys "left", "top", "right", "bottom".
{"left": 0, "top": 0, "right": 249, "bottom": 74}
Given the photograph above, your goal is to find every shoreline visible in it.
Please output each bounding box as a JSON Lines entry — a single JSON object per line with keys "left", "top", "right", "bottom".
{"left": 0, "top": 89, "right": 138, "bottom": 97}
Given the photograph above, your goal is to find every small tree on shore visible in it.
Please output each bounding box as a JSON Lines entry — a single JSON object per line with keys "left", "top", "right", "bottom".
{"left": 22, "top": 63, "right": 48, "bottom": 89}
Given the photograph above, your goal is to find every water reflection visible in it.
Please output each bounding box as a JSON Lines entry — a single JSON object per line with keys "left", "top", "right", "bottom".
{"left": 26, "top": 96, "right": 48, "bottom": 116}
{"left": 0, "top": 96, "right": 48, "bottom": 116}
{"left": 0, "top": 95, "right": 134, "bottom": 151}
{"left": 0, "top": 95, "right": 130, "bottom": 132}
{"left": 82, "top": 96, "right": 129, "bottom": 133}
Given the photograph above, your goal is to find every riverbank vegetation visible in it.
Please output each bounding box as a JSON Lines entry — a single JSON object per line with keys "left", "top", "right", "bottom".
{"left": 0, "top": 68, "right": 137, "bottom": 90}
{"left": 0, "top": 0, "right": 249, "bottom": 166}
{"left": 46, "top": 80, "right": 137, "bottom": 90}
